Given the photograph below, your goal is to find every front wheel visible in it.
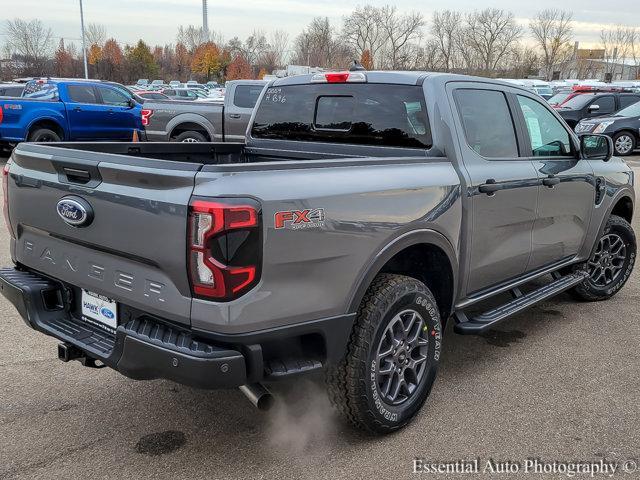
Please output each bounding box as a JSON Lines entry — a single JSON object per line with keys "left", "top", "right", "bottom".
{"left": 613, "top": 132, "right": 636, "bottom": 156}
{"left": 570, "top": 215, "right": 636, "bottom": 301}
{"left": 326, "top": 274, "right": 442, "bottom": 434}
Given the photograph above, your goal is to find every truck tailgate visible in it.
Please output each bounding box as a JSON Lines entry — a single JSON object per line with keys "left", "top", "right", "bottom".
{"left": 7, "top": 143, "right": 200, "bottom": 326}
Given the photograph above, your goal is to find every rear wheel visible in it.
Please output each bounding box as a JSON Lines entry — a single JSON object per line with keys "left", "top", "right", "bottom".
{"left": 174, "top": 131, "right": 207, "bottom": 143}
{"left": 570, "top": 215, "right": 636, "bottom": 301}
{"left": 28, "top": 128, "right": 61, "bottom": 143}
{"left": 613, "top": 132, "right": 636, "bottom": 156}
{"left": 326, "top": 274, "right": 442, "bottom": 434}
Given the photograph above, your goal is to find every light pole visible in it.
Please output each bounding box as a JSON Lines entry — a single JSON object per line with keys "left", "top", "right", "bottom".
{"left": 79, "top": 0, "right": 89, "bottom": 79}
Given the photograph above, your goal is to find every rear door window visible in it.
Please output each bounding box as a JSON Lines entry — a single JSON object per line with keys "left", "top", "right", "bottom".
{"left": 251, "top": 84, "right": 431, "bottom": 149}
{"left": 454, "top": 89, "right": 519, "bottom": 158}
{"left": 619, "top": 95, "right": 640, "bottom": 109}
{"left": 67, "top": 85, "right": 98, "bottom": 104}
{"left": 233, "top": 85, "right": 264, "bottom": 109}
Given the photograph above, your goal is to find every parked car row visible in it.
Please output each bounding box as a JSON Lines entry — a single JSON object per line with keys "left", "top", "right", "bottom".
{"left": 0, "top": 77, "right": 266, "bottom": 149}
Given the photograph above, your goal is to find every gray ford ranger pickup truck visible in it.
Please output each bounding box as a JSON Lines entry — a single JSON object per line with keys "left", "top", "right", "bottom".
{"left": 142, "top": 80, "right": 266, "bottom": 143}
{"left": 0, "top": 71, "right": 636, "bottom": 434}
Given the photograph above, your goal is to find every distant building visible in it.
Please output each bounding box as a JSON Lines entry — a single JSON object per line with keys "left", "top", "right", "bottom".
{"left": 543, "top": 58, "right": 640, "bottom": 82}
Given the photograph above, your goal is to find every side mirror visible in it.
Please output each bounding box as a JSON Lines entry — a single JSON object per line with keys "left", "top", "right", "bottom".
{"left": 588, "top": 104, "right": 600, "bottom": 112}
{"left": 580, "top": 134, "right": 613, "bottom": 162}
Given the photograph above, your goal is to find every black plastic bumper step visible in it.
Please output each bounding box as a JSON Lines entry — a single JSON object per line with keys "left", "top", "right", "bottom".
{"left": 264, "top": 358, "right": 323, "bottom": 379}
{"left": 454, "top": 271, "right": 589, "bottom": 335}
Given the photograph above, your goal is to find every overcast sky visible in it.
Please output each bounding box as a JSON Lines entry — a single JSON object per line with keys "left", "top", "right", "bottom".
{"left": 1, "top": 0, "right": 638, "bottom": 49}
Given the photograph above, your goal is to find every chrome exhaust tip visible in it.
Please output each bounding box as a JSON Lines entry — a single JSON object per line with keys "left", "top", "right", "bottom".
{"left": 239, "top": 383, "right": 274, "bottom": 411}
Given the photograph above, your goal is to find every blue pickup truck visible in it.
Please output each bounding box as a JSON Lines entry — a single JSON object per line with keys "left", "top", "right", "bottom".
{"left": 0, "top": 79, "right": 143, "bottom": 148}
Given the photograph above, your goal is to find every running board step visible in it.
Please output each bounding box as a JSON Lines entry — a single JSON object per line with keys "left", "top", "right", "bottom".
{"left": 454, "top": 271, "right": 589, "bottom": 335}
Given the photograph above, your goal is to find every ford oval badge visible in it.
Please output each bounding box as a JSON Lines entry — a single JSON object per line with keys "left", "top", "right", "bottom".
{"left": 56, "top": 196, "right": 94, "bottom": 227}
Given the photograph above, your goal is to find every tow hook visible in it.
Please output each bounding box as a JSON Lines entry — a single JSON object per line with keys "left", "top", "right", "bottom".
{"left": 57, "top": 342, "right": 106, "bottom": 369}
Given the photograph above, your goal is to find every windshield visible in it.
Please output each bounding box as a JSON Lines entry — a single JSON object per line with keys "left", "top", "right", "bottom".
{"left": 534, "top": 86, "right": 553, "bottom": 96}
{"left": 616, "top": 100, "right": 640, "bottom": 117}
{"left": 252, "top": 83, "right": 432, "bottom": 149}
{"left": 560, "top": 94, "right": 595, "bottom": 109}
{"left": 548, "top": 92, "right": 571, "bottom": 105}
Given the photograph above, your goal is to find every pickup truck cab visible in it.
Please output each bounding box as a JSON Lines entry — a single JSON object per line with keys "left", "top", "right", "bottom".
{"left": 1, "top": 72, "right": 635, "bottom": 434}
{"left": 143, "top": 80, "right": 266, "bottom": 142}
{"left": 0, "top": 79, "right": 143, "bottom": 147}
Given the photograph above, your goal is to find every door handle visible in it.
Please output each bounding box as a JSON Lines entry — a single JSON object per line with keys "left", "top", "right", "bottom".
{"left": 73, "top": 106, "right": 82, "bottom": 112}
{"left": 478, "top": 179, "right": 500, "bottom": 195}
{"left": 229, "top": 114, "right": 241, "bottom": 119}
{"left": 542, "top": 175, "right": 561, "bottom": 188}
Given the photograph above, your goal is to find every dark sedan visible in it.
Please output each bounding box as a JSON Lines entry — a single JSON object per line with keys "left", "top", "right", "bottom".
{"left": 575, "top": 100, "right": 640, "bottom": 155}
{"left": 557, "top": 92, "right": 640, "bottom": 129}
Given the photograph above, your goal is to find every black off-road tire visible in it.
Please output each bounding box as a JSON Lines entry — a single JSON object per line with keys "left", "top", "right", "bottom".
{"left": 28, "top": 128, "right": 61, "bottom": 143}
{"left": 325, "top": 274, "right": 442, "bottom": 434}
{"left": 570, "top": 215, "right": 636, "bottom": 301}
{"left": 174, "top": 131, "right": 207, "bottom": 143}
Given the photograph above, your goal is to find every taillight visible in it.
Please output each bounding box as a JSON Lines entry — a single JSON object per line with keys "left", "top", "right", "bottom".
{"left": 141, "top": 109, "right": 153, "bottom": 126}
{"left": 3, "top": 159, "right": 13, "bottom": 238}
{"left": 188, "top": 198, "right": 261, "bottom": 301}
{"left": 0, "top": 106, "right": 3, "bottom": 124}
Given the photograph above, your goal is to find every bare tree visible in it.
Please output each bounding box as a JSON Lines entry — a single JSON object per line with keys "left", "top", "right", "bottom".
{"left": 343, "top": 6, "right": 384, "bottom": 68}
{"left": 3, "top": 18, "right": 53, "bottom": 75}
{"left": 258, "top": 30, "right": 289, "bottom": 72}
{"left": 85, "top": 23, "right": 106, "bottom": 47}
{"left": 293, "top": 17, "right": 348, "bottom": 68}
{"left": 377, "top": 6, "right": 424, "bottom": 69}
{"left": 600, "top": 25, "right": 637, "bottom": 80}
{"left": 463, "top": 9, "right": 522, "bottom": 75}
{"left": 176, "top": 25, "right": 210, "bottom": 53}
{"left": 431, "top": 10, "right": 462, "bottom": 71}
{"left": 530, "top": 10, "right": 573, "bottom": 80}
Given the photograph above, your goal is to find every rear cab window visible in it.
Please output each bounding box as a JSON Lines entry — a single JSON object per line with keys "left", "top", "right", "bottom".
{"left": 251, "top": 83, "right": 431, "bottom": 149}
{"left": 233, "top": 85, "right": 264, "bottom": 109}
{"left": 22, "top": 81, "right": 59, "bottom": 100}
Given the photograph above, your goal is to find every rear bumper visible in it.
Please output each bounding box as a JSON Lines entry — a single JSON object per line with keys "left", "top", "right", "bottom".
{"left": 0, "top": 267, "right": 246, "bottom": 389}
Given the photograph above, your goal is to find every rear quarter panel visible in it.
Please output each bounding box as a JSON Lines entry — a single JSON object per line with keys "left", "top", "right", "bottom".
{"left": 0, "top": 99, "right": 67, "bottom": 142}
{"left": 191, "top": 159, "right": 461, "bottom": 333}
{"left": 143, "top": 102, "right": 223, "bottom": 141}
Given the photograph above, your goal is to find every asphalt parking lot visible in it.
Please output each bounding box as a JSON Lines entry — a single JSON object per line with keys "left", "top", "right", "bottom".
{"left": 0, "top": 152, "right": 639, "bottom": 480}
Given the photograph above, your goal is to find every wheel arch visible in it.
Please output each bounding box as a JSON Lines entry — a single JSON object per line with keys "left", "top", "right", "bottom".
{"left": 611, "top": 194, "right": 634, "bottom": 224}
{"left": 167, "top": 114, "right": 215, "bottom": 141}
{"left": 347, "top": 230, "right": 458, "bottom": 320}
{"left": 26, "top": 117, "right": 66, "bottom": 141}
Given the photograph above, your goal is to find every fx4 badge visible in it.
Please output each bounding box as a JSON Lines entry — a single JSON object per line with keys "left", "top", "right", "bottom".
{"left": 274, "top": 208, "right": 325, "bottom": 230}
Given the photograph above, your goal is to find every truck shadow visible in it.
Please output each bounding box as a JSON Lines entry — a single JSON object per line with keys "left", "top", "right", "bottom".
{"left": 126, "top": 292, "right": 579, "bottom": 467}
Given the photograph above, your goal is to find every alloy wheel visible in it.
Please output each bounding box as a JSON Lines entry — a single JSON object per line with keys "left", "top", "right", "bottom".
{"left": 615, "top": 135, "right": 633, "bottom": 155}
{"left": 588, "top": 233, "right": 627, "bottom": 287}
{"left": 375, "top": 309, "right": 430, "bottom": 406}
